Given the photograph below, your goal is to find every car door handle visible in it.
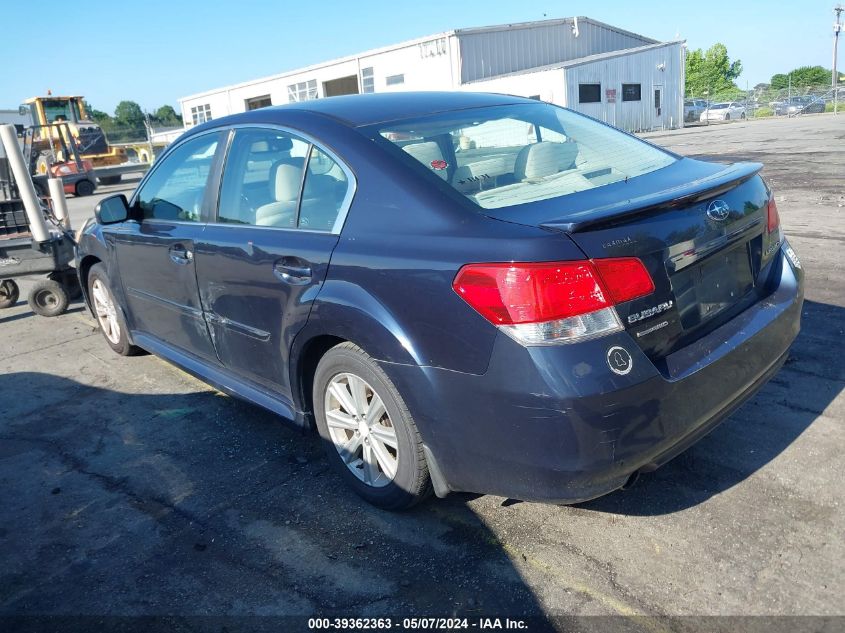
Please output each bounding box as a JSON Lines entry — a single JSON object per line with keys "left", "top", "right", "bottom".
{"left": 169, "top": 244, "right": 193, "bottom": 265}
{"left": 273, "top": 257, "right": 312, "bottom": 285}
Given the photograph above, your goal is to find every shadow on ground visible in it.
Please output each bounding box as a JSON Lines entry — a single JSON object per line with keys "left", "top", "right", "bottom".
{"left": 0, "top": 368, "right": 553, "bottom": 626}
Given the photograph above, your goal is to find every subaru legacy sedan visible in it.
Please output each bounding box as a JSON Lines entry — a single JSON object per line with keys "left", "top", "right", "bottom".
{"left": 77, "top": 92, "right": 803, "bottom": 509}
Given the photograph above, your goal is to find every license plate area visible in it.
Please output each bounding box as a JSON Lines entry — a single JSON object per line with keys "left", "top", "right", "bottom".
{"left": 671, "top": 243, "right": 754, "bottom": 330}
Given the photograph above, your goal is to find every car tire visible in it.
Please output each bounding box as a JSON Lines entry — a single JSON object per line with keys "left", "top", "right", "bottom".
{"left": 740, "top": 112, "right": 746, "bottom": 120}
{"left": 87, "top": 263, "right": 142, "bottom": 356}
{"left": 0, "top": 279, "right": 20, "bottom": 308}
{"left": 725, "top": 113, "right": 730, "bottom": 121}
{"left": 75, "top": 179, "right": 95, "bottom": 196}
{"left": 313, "top": 342, "right": 432, "bottom": 510}
{"left": 27, "top": 279, "right": 69, "bottom": 317}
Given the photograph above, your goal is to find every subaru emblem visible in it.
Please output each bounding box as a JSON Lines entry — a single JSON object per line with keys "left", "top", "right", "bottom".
{"left": 706, "top": 200, "right": 731, "bottom": 222}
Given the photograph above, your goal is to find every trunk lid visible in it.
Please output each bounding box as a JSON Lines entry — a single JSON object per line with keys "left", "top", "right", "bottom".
{"left": 481, "top": 159, "right": 781, "bottom": 362}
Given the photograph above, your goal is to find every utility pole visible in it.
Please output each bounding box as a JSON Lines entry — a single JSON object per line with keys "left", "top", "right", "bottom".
{"left": 835, "top": 5, "right": 843, "bottom": 114}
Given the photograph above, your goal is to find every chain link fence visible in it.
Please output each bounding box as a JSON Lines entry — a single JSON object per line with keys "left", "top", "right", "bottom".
{"left": 684, "top": 82, "right": 843, "bottom": 125}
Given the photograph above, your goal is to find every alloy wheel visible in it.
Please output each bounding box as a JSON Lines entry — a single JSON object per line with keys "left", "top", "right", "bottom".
{"left": 91, "top": 279, "right": 121, "bottom": 344}
{"left": 324, "top": 372, "right": 399, "bottom": 487}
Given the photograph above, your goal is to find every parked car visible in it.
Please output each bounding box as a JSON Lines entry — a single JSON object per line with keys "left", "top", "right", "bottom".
{"left": 773, "top": 95, "right": 826, "bottom": 116}
{"left": 700, "top": 102, "right": 747, "bottom": 122}
{"left": 77, "top": 92, "right": 803, "bottom": 509}
{"left": 683, "top": 99, "right": 708, "bottom": 122}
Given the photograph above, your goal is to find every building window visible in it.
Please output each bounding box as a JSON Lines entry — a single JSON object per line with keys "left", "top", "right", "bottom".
{"left": 419, "top": 37, "right": 447, "bottom": 58}
{"left": 622, "top": 84, "right": 642, "bottom": 102}
{"left": 245, "top": 95, "right": 272, "bottom": 110}
{"left": 361, "top": 67, "right": 374, "bottom": 93}
{"left": 528, "top": 95, "right": 541, "bottom": 101}
{"left": 578, "top": 84, "right": 601, "bottom": 104}
{"left": 190, "top": 104, "right": 212, "bottom": 125}
{"left": 385, "top": 74, "right": 405, "bottom": 86}
{"left": 288, "top": 80, "right": 318, "bottom": 103}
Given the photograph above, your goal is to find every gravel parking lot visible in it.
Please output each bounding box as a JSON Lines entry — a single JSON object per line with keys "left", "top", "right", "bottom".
{"left": 1, "top": 115, "right": 842, "bottom": 630}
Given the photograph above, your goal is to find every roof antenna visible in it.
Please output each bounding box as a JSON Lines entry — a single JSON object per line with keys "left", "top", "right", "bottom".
{"left": 571, "top": 16, "right": 580, "bottom": 37}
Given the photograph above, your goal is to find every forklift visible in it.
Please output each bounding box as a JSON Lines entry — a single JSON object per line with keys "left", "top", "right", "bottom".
{"left": 24, "top": 122, "right": 98, "bottom": 197}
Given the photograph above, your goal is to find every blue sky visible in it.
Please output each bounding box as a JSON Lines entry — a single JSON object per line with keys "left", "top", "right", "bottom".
{"left": 1, "top": 1, "right": 839, "bottom": 114}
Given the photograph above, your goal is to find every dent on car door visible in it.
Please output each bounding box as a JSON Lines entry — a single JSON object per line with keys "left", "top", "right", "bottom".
{"left": 194, "top": 127, "right": 353, "bottom": 398}
{"left": 111, "top": 131, "right": 224, "bottom": 360}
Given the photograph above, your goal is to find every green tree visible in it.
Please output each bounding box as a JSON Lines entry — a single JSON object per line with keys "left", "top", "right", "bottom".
{"left": 83, "top": 101, "right": 111, "bottom": 123}
{"left": 770, "top": 66, "right": 831, "bottom": 89}
{"left": 113, "top": 100, "right": 145, "bottom": 127}
{"left": 770, "top": 74, "right": 789, "bottom": 90}
{"left": 152, "top": 105, "right": 181, "bottom": 126}
{"left": 685, "top": 43, "right": 743, "bottom": 97}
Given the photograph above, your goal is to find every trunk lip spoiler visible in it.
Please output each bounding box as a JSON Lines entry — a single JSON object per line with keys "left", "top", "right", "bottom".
{"left": 538, "top": 162, "right": 763, "bottom": 234}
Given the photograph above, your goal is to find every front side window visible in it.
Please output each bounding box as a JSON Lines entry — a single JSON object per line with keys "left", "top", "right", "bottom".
{"left": 217, "top": 128, "right": 350, "bottom": 232}
{"left": 136, "top": 133, "right": 220, "bottom": 222}
{"left": 369, "top": 103, "right": 675, "bottom": 211}
{"left": 42, "top": 99, "right": 73, "bottom": 123}
{"left": 622, "top": 84, "right": 641, "bottom": 102}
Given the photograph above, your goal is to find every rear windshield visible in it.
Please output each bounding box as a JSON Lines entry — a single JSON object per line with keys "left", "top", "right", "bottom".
{"left": 368, "top": 103, "right": 675, "bottom": 210}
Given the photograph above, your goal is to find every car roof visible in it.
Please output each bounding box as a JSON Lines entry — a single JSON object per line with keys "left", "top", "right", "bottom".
{"left": 222, "top": 91, "right": 532, "bottom": 128}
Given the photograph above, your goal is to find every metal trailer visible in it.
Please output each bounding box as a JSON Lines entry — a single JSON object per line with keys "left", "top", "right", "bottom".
{"left": 0, "top": 154, "right": 79, "bottom": 317}
{"left": 92, "top": 160, "right": 150, "bottom": 185}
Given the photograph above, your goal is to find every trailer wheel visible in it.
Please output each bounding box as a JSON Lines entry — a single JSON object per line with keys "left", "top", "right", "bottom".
{"left": 75, "top": 179, "right": 95, "bottom": 196}
{"left": 0, "top": 280, "right": 20, "bottom": 309}
{"left": 99, "top": 175, "right": 122, "bottom": 186}
{"left": 28, "top": 279, "right": 69, "bottom": 317}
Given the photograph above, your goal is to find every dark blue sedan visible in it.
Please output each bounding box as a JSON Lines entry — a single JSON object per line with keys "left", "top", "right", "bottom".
{"left": 76, "top": 92, "right": 804, "bottom": 509}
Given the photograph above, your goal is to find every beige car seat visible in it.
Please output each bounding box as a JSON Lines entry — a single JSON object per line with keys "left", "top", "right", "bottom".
{"left": 514, "top": 141, "right": 578, "bottom": 180}
{"left": 255, "top": 162, "right": 303, "bottom": 227}
{"left": 402, "top": 141, "right": 449, "bottom": 180}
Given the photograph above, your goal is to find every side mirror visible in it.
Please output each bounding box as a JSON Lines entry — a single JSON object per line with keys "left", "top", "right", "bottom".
{"left": 95, "top": 194, "right": 131, "bottom": 224}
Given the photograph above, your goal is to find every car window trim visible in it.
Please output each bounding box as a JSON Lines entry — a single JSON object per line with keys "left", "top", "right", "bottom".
{"left": 210, "top": 123, "right": 357, "bottom": 235}
{"left": 129, "top": 129, "right": 227, "bottom": 226}
{"left": 294, "top": 144, "right": 314, "bottom": 229}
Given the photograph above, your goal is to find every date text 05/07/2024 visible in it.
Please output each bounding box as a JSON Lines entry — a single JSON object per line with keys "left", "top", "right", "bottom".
{"left": 307, "top": 617, "right": 529, "bottom": 630}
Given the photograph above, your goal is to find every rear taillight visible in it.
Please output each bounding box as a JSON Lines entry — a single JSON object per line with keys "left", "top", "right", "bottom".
{"left": 452, "top": 258, "right": 654, "bottom": 345}
{"left": 767, "top": 197, "right": 780, "bottom": 234}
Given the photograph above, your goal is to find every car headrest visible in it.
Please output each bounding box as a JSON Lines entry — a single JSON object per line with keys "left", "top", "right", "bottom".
{"left": 270, "top": 163, "right": 302, "bottom": 202}
{"left": 514, "top": 141, "right": 578, "bottom": 180}
{"left": 402, "top": 141, "right": 449, "bottom": 180}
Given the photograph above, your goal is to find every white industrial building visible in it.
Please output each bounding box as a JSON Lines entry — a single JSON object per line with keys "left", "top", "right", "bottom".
{"left": 179, "top": 17, "right": 685, "bottom": 133}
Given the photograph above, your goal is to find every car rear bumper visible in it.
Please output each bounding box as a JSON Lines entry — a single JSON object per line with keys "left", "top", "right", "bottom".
{"left": 380, "top": 243, "right": 804, "bottom": 503}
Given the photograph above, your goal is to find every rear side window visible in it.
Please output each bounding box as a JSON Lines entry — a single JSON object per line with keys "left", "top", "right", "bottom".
{"left": 370, "top": 103, "right": 675, "bottom": 210}
{"left": 216, "top": 128, "right": 351, "bottom": 232}
{"left": 136, "top": 133, "right": 220, "bottom": 222}
{"left": 299, "top": 147, "right": 349, "bottom": 231}
{"left": 217, "top": 129, "right": 309, "bottom": 227}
